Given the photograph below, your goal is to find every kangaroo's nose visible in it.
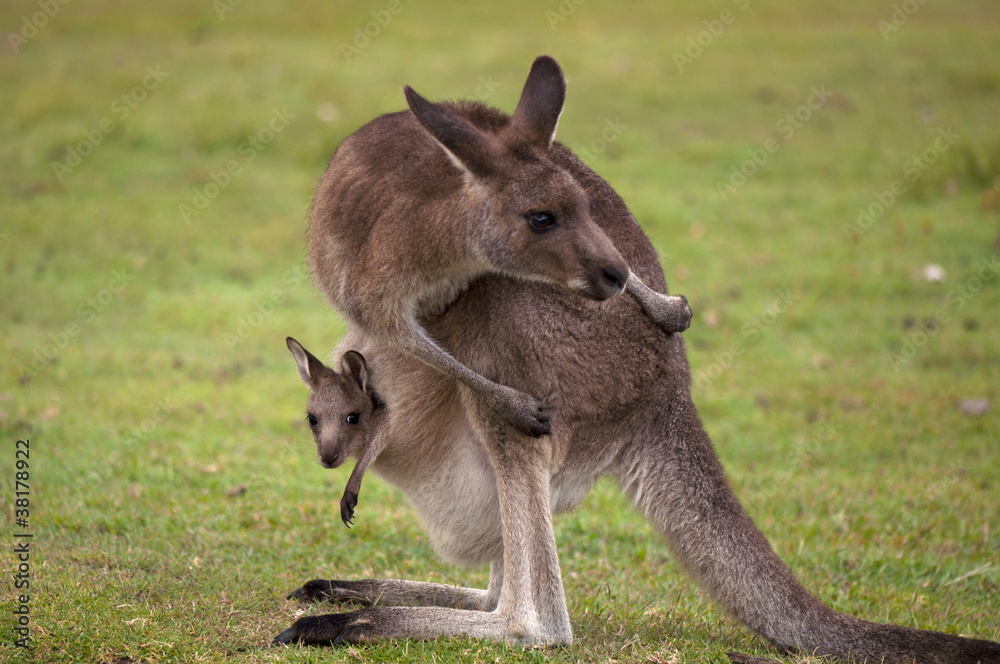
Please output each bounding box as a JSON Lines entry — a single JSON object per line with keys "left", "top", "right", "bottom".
{"left": 601, "top": 265, "right": 627, "bottom": 292}
{"left": 320, "top": 449, "right": 342, "bottom": 469}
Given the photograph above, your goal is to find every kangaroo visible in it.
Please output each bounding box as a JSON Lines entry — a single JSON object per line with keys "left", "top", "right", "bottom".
{"left": 274, "top": 59, "right": 1000, "bottom": 662}
{"left": 286, "top": 337, "right": 386, "bottom": 528}
{"left": 307, "top": 55, "right": 691, "bottom": 440}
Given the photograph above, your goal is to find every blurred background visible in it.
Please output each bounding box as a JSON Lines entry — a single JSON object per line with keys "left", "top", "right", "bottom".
{"left": 1, "top": 2, "right": 998, "bottom": 662}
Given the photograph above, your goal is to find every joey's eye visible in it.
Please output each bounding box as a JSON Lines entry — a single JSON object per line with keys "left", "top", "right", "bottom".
{"left": 345, "top": 412, "right": 360, "bottom": 425}
{"left": 306, "top": 414, "right": 318, "bottom": 427}
{"left": 526, "top": 211, "right": 556, "bottom": 232}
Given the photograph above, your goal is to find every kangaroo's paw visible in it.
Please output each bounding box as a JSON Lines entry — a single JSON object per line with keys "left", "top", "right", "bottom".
{"left": 495, "top": 386, "right": 550, "bottom": 437}
{"left": 650, "top": 294, "right": 692, "bottom": 333}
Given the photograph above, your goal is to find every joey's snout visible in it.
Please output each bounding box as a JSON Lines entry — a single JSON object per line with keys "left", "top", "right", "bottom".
{"left": 319, "top": 450, "right": 343, "bottom": 469}
{"left": 317, "top": 437, "right": 350, "bottom": 469}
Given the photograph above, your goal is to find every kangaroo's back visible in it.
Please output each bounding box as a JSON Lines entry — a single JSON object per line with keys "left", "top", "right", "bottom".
{"left": 308, "top": 109, "right": 466, "bottom": 317}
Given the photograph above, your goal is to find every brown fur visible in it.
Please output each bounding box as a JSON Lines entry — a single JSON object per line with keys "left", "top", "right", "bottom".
{"left": 307, "top": 55, "right": 690, "bottom": 439}
{"left": 276, "top": 58, "right": 1000, "bottom": 663}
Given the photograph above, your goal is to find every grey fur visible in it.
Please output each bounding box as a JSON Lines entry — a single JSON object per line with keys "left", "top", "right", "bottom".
{"left": 276, "top": 57, "right": 999, "bottom": 664}
{"left": 305, "top": 55, "right": 690, "bottom": 439}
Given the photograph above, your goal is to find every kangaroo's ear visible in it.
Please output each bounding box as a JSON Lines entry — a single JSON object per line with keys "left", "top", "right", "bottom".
{"left": 286, "top": 337, "right": 326, "bottom": 389}
{"left": 341, "top": 350, "right": 368, "bottom": 394}
{"left": 404, "top": 85, "right": 497, "bottom": 179}
{"left": 511, "top": 55, "right": 566, "bottom": 148}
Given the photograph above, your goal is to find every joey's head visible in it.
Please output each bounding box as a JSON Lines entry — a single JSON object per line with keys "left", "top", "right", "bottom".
{"left": 286, "top": 338, "right": 377, "bottom": 470}
{"left": 404, "top": 55, "right": 629, "bottom": 302}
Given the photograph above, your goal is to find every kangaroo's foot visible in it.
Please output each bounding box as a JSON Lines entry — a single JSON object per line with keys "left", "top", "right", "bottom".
{"left": 273, "top": 606, "right": 517, "bottom": 647}
{"left": 274, "top": 614, "right": 355, "bottom": 646}
{"left": 286, "top": 578, "right": 496, "bottom": 611}
{"left": 288, "top": 579, "right": 368, "bottom": 605}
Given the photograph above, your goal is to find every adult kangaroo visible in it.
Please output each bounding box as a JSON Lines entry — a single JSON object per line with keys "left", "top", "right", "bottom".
{"left": 277, "top": 59, "right": 1000, "bottom": 662}
{"left": 307, "top": 55, "right": 691, "bottom": 439}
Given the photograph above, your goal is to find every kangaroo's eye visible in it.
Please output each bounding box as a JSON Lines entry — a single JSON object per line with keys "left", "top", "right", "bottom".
{"left": 345, "top": 412, "right": 360, "bottom": 425}
{"left": 526, "top": 211, "right": 556, "bottom": 232}
{"left": 306, "top": 413, "right": 318, "bottom": 427}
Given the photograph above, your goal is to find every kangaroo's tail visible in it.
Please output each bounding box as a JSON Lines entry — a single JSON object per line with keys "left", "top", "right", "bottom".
{"left": 617, "top": 391, "right": 1000, "bottom": 664}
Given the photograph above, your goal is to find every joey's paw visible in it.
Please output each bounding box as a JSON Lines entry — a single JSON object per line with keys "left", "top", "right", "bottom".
{"left": 340, "top": 491, "right": 358, "bottom": 528}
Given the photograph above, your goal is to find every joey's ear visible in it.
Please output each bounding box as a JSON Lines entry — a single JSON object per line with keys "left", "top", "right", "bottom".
{"left": 286, "top": 337, "right": 327, "bottom": 389}
{"left": 404, "top": 85, "right": 497, "bottom": 179}
{"left": 341, "top": 350, "right": 368, "bottom": 394}
{"left": 510, "top": 55, "right": 566, "bottom": 148}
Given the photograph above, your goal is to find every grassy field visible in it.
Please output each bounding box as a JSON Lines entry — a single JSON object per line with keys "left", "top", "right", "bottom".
{"left": 2, "top": 1, "right": 999, "bottom": 662}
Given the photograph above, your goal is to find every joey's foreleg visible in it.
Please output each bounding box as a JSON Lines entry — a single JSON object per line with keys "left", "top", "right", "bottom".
{"left": 340, "top": 423, "right": 389, "bottom": 527}
{"left": 389, "top": 320, "right": 550, "bottom": 437}
{"left": 626, "top": 272, "right": 692, "bottom": 333}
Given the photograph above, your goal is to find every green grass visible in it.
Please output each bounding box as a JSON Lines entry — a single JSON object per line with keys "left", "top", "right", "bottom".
{"left": 2, "top": 1, "right": 999, "bottom": 662}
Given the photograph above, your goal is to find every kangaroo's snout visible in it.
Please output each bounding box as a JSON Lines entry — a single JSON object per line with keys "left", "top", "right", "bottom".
{"left": 566, "top": 232, "right": 630, "bottom": 301}
{"left": 319, "top": 446, "right": 344, "bottom": 469}
{"left": 576, "top": 260, "right": 628, "bottom": 301}
{"left": 601, "top": 264, "right": 627, "bottom": 294}
{"left": 318, "top": 434, "right": 353, "bottom": 469}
